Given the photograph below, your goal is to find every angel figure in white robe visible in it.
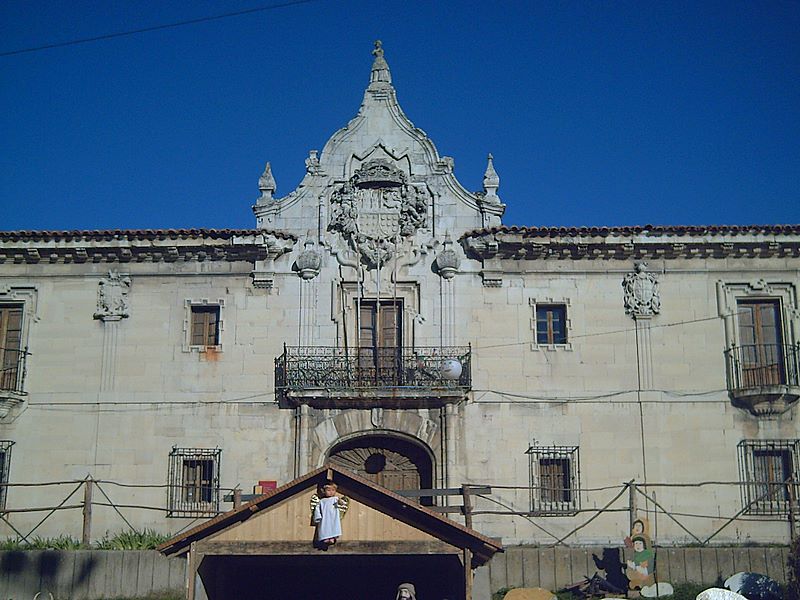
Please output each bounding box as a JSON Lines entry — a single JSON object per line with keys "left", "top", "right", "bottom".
{"left": 310, "top": 481, "right": 349, "bottom": 546}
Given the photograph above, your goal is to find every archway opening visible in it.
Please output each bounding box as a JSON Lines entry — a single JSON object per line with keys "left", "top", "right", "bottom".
{"left": 327, "top": 434, "right": 434, "bottom": 505}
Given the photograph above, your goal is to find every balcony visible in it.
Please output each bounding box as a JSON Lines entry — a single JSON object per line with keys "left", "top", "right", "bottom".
{"left": 275, "top": 345, "right": 471, "bottom": 408}
{"left": 724, "top": 343, "right": 800, "bottom": 416}
{"left": 0, "top": 347, "right": 28, "bottom": 418}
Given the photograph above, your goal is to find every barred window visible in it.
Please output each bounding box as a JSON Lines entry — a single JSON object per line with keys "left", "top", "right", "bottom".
{"left": 0, "top": 441, "right": 13, "bottom": 510}
{"left": 527, "top": 444, "right": 580, "bottom": 516}
{"left": 167, "top": 447, "right": 221, "bottom": 517}
{"left": 738, "top": 439, "right": 799, "bottom": 516}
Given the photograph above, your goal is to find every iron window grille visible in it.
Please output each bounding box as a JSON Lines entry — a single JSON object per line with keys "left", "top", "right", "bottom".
{"left": 527, "top": 444, "right": 580, "bottom": 516}
{"left": 0, "top": 441, "right": 13, "bottom": 511}
{"left": 738, "top": 439, "right": 800, "bottom": 516}
{"left": 167, "top": 447, "right": 221, "bottom": 517}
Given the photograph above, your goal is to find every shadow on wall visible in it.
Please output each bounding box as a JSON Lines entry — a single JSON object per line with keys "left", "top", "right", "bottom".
{"left": 1, "top": 550, "right": 96, "bottom": 590}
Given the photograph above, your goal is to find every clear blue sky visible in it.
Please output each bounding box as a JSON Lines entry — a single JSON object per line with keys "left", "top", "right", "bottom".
{"left": 1, "top": 0, "right": 798, "bottom": 230}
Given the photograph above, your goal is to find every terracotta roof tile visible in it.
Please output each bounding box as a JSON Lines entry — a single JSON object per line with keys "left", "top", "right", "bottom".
{"left": 461, "top": 224, "right": 800, "bottom": 239}
{"left": 0, "top": 228, "right": 295, "bottom": 242}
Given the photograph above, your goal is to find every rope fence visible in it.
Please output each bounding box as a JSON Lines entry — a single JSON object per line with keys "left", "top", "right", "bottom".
{"left": 0, "top": 476, "right": 796, "bottom": 547}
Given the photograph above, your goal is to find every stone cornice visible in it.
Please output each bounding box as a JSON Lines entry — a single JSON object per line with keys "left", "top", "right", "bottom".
{"left": 461, "top": 224, "right": 800, "bottom": 239}
{"left": 462, "top": 234, "right": 800, "bottom": 261}
{"left": 0, "top": 228, "right": 294, "bottom": 243}
{"left": 0, "top": 229, "right": 296, "bottom": 265}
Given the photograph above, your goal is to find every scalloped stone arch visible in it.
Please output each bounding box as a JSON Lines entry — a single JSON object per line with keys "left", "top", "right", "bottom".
{"left": 309, "top": 409, "right": 440, "bottom": 474}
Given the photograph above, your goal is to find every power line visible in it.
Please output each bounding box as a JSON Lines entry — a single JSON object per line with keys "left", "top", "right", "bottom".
{"left": 0, "top": 0, "right": 320, "bottom": 58}
{"left": 472, "top": 313, "right": 724, "bottom": 352}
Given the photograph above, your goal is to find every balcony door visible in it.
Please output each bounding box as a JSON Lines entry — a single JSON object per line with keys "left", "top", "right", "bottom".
{"left": 737, "top": 300, "right": 784, "bottom": 386}
{"left": 357, "top": 299, "right": 402, "bottom": 385}
{"left": 0, "top": 305, "right": 22, "bottom": 391}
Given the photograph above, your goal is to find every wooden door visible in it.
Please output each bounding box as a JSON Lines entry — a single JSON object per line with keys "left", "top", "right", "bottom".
{"left": 0, "top": 306, "right": 22, "bottom": 391}
{"left": 737, "top": 300, "right": 784, "bottom": 386}
{"left": 329, "top": 446, "right": 421, "bottom": 497}
{"left": 357, "top": 300, "right": 402, "bottom": 385}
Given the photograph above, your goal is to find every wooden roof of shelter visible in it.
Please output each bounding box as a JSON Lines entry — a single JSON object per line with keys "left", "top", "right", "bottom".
{"left": 157, "top": 464, "right": 503, "bottom": 568}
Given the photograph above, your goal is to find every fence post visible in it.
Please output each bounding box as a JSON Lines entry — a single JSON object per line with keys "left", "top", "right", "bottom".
{"left": 233, "top": 488, "right": 242, "bottom": 509}
{"left": 628, "top": 480, "right": 637, "bottom": 531}
{"left": 82, "top": 476, "right": 93, "bottom": 546}
{"left": 788, "top": 477, "right": 796, "bottom": 541}
{"left": 461, "top": 484, "right": 473, "bottom": 529}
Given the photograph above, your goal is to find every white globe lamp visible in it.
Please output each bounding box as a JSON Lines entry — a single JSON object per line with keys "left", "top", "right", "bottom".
{"left": 440, "top": 358, "right": 463, "bottom": 380}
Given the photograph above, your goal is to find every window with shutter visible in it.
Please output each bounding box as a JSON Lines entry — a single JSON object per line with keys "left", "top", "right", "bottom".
{"left": 0, "top": 306, "right": 23, "bottom": 391}
{"left": 190, "top": 305, "right": 220, "bottom": 347}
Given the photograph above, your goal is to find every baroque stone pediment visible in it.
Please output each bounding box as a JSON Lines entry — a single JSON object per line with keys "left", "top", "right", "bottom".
{"left": 328, "top": 159, "right": 428, "bottom": 268}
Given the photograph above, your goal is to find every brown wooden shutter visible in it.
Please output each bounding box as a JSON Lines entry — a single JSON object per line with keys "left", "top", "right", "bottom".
{"left": 0, "top": 306, "right": 23, "bottom": 390}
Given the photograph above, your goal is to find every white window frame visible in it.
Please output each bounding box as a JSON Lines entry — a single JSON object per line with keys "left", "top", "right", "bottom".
{"left": 183, "top": 299, "right": 225, "bottom": 352}
{"left": 529, "top": 297, "right": 572, "bottom": 351}
{"left": 0, "top": 286, "right": 37, "bottom": 415}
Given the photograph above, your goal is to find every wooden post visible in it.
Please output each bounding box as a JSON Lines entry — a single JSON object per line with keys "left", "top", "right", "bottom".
{"left": 81, "top": 477, "right": 93, "bottom": 546}
{"left": 788, "top": 477, "right": 796, "bottom": 541}
{"left": 628, "top": 480, "right": 637, "bottom": 532}
{"left": 461, "top": 484, "right": 473, "bottom": 529}
{"left": 187, "top": 542, "right": 197, "bottom": 600}
{"left": 233, "top": 488, "right": 242, "bottom": 509}
{"left": 463, "top": 548, "right": 473, "bottom": 600}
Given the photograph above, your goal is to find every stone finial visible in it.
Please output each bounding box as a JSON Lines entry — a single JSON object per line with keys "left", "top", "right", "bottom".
{"left": 436, "top": 232, "right": 461, "bottom": 279}
{"left": 369, "top": 40, "right": 392, "bottom": 87}
{"left": 258, "top": 162, "right": 276, "bottom": 201}
{"left": 482, "top": 153, "right": 501, "bottom": 204}
{"left": 305, "top": 150, "right": 322, "bottom": 175}
{"left": 296, "top": 236, "right": 322, "bottom": 280}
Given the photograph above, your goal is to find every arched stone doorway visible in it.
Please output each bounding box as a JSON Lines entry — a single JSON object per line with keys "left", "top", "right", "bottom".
{"left": 327, "top": 434, "right": 434, "bottom": 504}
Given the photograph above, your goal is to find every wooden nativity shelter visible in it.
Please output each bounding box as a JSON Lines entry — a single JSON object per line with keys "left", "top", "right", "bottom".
{"left": 158, "top": 465, "right": 503, "bottom": 600}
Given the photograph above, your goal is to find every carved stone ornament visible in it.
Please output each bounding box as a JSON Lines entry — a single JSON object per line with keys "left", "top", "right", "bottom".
{"left": 622, "top": 262, "right": 661, "bottom": 318}
{"left": 94, "top": 271, "right": 131, "bottom": 321}
{"left": 328, "top": 158, "right": 428, "bottom": 268}
{"left": 436, "top": 235, "right": 460, "bottom": 279}
{"left": 296, "top": 239, "right": 322, "bottom": 280}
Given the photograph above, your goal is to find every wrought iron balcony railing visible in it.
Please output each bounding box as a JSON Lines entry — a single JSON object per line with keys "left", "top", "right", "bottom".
{"left": 275, "top": 345, "right": 471, "bottom": 403}
{"left": 725, "top": 343, "right": 800, "bottom": 389}
{"left": 724, "top": 343, "right": 800, "bottom": 415}
{"left": 0, "top": 347, "right": 27, "bottom": 396}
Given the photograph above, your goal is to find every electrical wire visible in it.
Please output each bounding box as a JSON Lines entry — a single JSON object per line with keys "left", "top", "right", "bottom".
{"left": 0, "top": 0, "right": 320, "bottom": 58}
{"left": 472, "top": 314, "right": 723, "bottom": 352}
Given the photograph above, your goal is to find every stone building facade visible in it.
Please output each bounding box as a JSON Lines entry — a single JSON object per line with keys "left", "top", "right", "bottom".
{"left": 1, "top": 43, "right": 799, "bottom": 547}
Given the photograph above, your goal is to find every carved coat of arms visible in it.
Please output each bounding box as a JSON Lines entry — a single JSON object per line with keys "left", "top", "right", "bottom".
{"left": 328, "top": 159, "right": 427, "bottom": 267}
{"left": 622, "top": 262, "right": 661, "bottom": 318}
{"left": 94, "top": 271, "right": 131, "bottom": 321}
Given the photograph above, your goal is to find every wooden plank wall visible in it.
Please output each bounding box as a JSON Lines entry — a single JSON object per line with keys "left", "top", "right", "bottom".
{"left": 212, "top": 490, "right": 437, "bottom": 543}
{"left": 0, "top": 550, "right": 184, "bottom": 600}
{"left": 474, "top": 546, "right": 790, "bottom": 598}
{"left": 0, "top": 547, "right": 790, "bottom": 600}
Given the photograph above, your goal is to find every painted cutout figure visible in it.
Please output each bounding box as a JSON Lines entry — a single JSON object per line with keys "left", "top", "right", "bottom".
{"left": 310, "top": 481, "right": 349, "bottom": 547}
{"left": 396, "top": 583, "right": 416, "bottom": 600}
{"left": 626, "top": 535, "right": 655, "bottom": 589}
